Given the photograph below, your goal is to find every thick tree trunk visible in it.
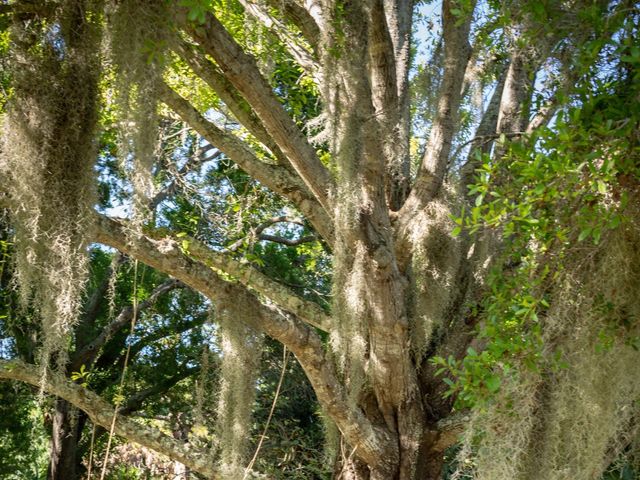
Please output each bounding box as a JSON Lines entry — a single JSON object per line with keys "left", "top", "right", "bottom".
{"left": 333, "top": 422, "right": 447, "bottom": 480}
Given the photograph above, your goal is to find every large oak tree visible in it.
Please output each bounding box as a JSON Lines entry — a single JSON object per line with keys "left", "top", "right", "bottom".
{"left": 1, "top": 0, "right": 639, "bottom": 479}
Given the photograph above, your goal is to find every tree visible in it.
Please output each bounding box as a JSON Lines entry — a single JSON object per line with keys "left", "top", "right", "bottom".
{"left": 0, "top": 0, "right": 639, "bottom": 479}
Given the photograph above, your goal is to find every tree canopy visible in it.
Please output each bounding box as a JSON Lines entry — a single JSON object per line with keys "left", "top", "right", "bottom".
{"left": 0, "top": 0, "right": 639, "bottom": 479}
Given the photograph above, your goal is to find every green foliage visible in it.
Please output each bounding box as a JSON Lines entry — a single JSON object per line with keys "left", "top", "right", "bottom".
{"left": 252, "top": 340, "right": 330, "bottom": 479}
{"left": 179, "top": 0, "right": 214, "bottom": 25}
{"left": 70, "top": 364, "right": 92, "bottom": 388}
{"left": 434, "top": 37, "right": 640, "bottom": 409}
{"left": 0, "top": 382, "right": 48, "bottom": 479}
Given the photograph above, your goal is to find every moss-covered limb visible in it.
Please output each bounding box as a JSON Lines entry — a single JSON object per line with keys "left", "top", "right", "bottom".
{"left": 92, "top": 213, "right": 396, "bottom": 471}
{"left": 186, "top": 241, "right": 332, "bottom": 332}
{"left": 159, "top": 83, "right": 334, "bottom": 244}
{"left": 368, "top": 0, "right": 398, "bottom": 123}
{"left": 173, "top": 39, "right": 290, "bottom": 167}
{"left": 97, "top": 216, "right": 330, "bottom": 331}
{"left": 177, "top": 9, "right": 336, "bottom": 214}
{"left": 238, "top": 0, "right": 320, "bottom": 79}
{"left": 397, "top": 0, "right": 475, "bottom": 220}
{"left": 368, "top": 0, "right": 412, "bottom": 212}
{"left": 381, "top": 0, "right": 413, "bottom": 210}
{"left": 0, "top": 359, "right": 218, "bottom": 479}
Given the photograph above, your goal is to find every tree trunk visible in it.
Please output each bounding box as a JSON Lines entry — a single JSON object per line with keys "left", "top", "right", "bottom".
{"left": 47, "top": 399, "right": 86, "bottom": 480}
{"left": 333, "top": 425, "right": 447, "bottom": 480}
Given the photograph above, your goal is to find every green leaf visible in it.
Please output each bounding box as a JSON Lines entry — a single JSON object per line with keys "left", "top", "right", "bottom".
{"left": 452, "top": 226, "right": 462, "bottom": 237}
{"left": 597, "top": 180, "right": 607, "bottom": 194}
{"left": 485, "top": 375, "right": 501, "bottom": 393}
{"left": 578, "top": 228, "right": 592, "bottom": 242}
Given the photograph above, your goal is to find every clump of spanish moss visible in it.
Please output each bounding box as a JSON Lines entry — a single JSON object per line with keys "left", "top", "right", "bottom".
{"left": 454, "top": 205, "right": 640, "bottom": 480}
{"left": 215, "top": 303, "right": 263, "bottom": 477}
{"left": 330, "top": 238, "right": 369, "bottom": 403}
{"left": 1, "top": 0, "right": 102, "bottom": 371}
{"left": 408, "top": 191, "right": 462, "bottom": 360}
{"left": 191, "top": 341, "right": 218, "bottom": 450}
{"left": 108, "top": 0, "right": 171, "bottom": 220}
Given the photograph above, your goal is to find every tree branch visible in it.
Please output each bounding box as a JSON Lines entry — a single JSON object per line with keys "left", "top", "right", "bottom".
{"left": 381, "top": 0, "right": 413, "bottom": 209}
{"left": 369, "top": 0, "right": 398, "bottom": 118}
{"left": 0, "top": 359, "right": 218, "bottom": 479}
{"left": 74, "top": 254, "right": 126, "bottom": 350}
{"left": 399, "top": 0, "right": 476, "bottom": 214}
{"left": 120, "top": 365, "right": 202, "bottom": 415}
{"left": 149, "top": 149, "right": 221, "bottom": 211}
{"left": 258, "top": 233, "right": 317, "bottom": 246}
{"left": 90, "top": 213, "right": 394, "bottom": 470}
{"left": 122, "top": 314, "right": 209, "bottom": 369}
{"left": 178, "top": 9, "right": 335, "bottom": 213}
{"left": 456, "top": 65, "right": 513, "bottom": 190}
{"left": 394, "top": 1, "right": 475, "bottom": 270}
{"left": 159, "top": 83, "right": 334, "bottom": 243}
{"left": 263, "top": 0, "right": 321, "bottom": 53}
{"left": 173, "top": 40, "right": 292, "bottom": 168}
{"left": 96, "top": 216, "right": 330, "bottom": 332}
{"left": 226, "top": 215, "right": 308, "bottom": 251}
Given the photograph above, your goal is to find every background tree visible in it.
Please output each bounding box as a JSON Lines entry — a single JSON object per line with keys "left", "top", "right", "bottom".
{"left": 0, "top": 0, "right": 639, "bottom": 479}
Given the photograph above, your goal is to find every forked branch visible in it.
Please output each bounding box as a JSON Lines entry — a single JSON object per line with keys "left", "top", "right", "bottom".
{"left": 91, "top": 214, "right": 394, "bottom": 469}
{"left": 177, "top": 9, "right": 335, "bottom": 213}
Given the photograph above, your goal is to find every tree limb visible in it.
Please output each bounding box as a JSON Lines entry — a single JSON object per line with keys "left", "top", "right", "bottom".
{"left": 399, "top": 0, "right": 476, "bottom": 214}
{"left": 369, "top": 0, "right": 398, "bottom": 118}
{"left": 120, "top": 365, "right": 202, "bottom": 415}
{"left": 458, "top": 64, "right": 510, "bottom": 191}
{"left": 149, "top": 149, "right": 222, "bottom": 211}
{"left": 173, "top": 40, "right": 293, "bottom": 169}
{"left": 394, "top": 0, "right": 475, "bottom": 269}
{"left": 97, "top": 216, "right": 330, "bottom": 331}
{"left": 178, "top": 9, "right": 335, "bottom": 213}
{"left": 123, "top": 314, "right": 209, "bottom": 368}
{"left": 159, "top": 83, "right": 334, "bottom": 243}
{"left": 263, "top": 0, "right": 321, "bottom": 53}
{"left": 258, "top": 233, "right": 317, "bottom": 246}
{"left": 90, "top": 214, "right": 394, "bottom": 469}
{"left": 70, "top": 279, "right": 183, "bottom": 373}
{"left": 0, "top": 359, "right": 218, "bottom": 479}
